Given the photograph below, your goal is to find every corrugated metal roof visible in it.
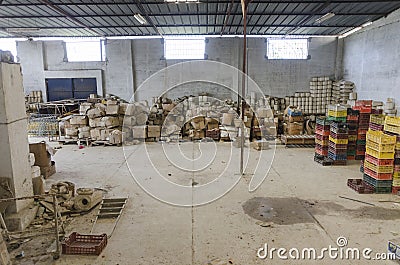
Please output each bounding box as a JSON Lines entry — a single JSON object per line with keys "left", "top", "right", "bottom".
{"left": 0, "top": 0, "right": 399, "bottom": 37}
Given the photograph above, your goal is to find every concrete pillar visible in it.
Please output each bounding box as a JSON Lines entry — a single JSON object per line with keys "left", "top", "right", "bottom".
{"left": 0, "top": 63, "right": 33, "bottom": 215}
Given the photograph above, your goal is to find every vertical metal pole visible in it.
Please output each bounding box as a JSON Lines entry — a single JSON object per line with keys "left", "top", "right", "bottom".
{"left": 52, "top": 194, "right": 60, "bottom": 259}
{"left": 240, "top": 3, "right": 248, "bottom": 175}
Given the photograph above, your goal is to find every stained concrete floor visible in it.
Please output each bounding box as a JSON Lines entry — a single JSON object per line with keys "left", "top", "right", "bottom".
{"left": 31, "top": 141, "right": 400, "bottom": 264}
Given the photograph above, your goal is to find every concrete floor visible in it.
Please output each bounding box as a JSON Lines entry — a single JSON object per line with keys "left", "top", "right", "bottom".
{"left": 38, "top": 141, "right": 400, "bottom": 265}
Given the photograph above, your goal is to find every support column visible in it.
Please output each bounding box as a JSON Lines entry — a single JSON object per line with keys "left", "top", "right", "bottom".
{"left": 0, "top": 62, "right": 34, "bottom": 230}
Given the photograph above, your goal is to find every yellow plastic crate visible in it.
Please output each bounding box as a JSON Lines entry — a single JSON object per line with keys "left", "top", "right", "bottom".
{"left": 348, "top": 135, "right": 357, "bottom": 142}
{"left": 328, "top": 110, "right": 347, "bottom": 118}
{"left": 393, "top": 179, "right": 400, "bottom": 187}
{"left": 366, "top": 147, "right": 395, "bottom": 159}
{"left": 329, "top": 136, "right": 348, "bottom": 145}
{"left": 364, "top": 160, "right": 394, "bottom": 174}
{"left": 366, "top": 130, "right": 397, "bottom": 144}
{"left": 396, "top": 142, "right": 400, "bottom": 151}
{"left": 384, "top": 124, "right": 400, "bottom": 135}
{"left": 385, "top": 116, "right": 400, "bottom": 126}
{"left": 370, "top": 114, "right": 386, "bottom": 125}
{"left": 315, "top": 139, "right": 329, "bottom": 146}
{"left": 394, "top": 172, "right": 400, "bottom": 178}
{"left": 366, "top": 140, "right": 395, "bottom": 153}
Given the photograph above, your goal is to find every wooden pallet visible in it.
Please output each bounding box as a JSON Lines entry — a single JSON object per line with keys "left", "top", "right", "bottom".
{"left": 281, "top": 135, "right": 315, "bottom": 145}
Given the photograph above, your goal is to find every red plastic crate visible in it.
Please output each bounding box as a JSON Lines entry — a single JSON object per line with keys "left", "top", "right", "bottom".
{"left": 315, "top": 134, "right": 329, "bottom": 141}
{"left": 393, "top": 186, "right": 400, "bottom": 195}
{"left": 364, "top": 167, "right": 393, "bottom": 180}
{"left": 62, "top": 233, "right": 107, "bottom": 256}
{"left": 365, "top": 154, "right": 394, "bottom": 166}
{"left": 355, "top": 100, "right": 373, "bottom": 107}
{"left": 315, "top": 128, "right": 330, "bottom": 136}
{"left": 347, "top": 179, "right": 375, "bottom": 194}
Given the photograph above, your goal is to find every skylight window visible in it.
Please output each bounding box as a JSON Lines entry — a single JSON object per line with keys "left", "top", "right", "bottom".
{"left": 266, "top": 38, "right": 309, "bottom": 60}
{"left": 164, "top": 36, "right": 205, "bottom": 60}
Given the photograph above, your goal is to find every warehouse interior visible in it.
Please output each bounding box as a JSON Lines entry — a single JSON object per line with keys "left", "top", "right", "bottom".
{"left": 0, "top": 0, "right": 400, "bottom": 264}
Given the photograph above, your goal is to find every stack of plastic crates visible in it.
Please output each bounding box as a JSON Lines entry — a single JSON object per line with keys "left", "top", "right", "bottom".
{"left": 328, "top": 122, "right": 348, "bottom": 165}
{"left": 384, "top": 116, "right": 400, "bottom": 194}
{"left": 363, "top": 130, "right": 396, "bottom": 193}
{"left": 347, "top": 108, "right": 359, "bottom": 160}
{"left": 354, "top": 101, "right": 373, "bottom": 160}
{"left": 369, "top": 114, "right": 385, "bottom": 132}
{"left": 315, "top": 117, "right": 330, "bottom": 158}
{"left": 327, "top": 105, "right": 347, "bottom": 122}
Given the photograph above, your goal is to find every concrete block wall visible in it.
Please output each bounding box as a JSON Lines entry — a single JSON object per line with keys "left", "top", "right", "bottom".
{"left": 17, "top": 36, "right": 338, "bottom": 102}
{"left": 343, "top": 8, "right": 400, "bottom": 112}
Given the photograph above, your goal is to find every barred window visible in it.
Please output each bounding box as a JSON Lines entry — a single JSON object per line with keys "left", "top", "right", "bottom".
{"left": 164, "top": 36, "right": 205, "bottom": 60}
{"left": 266, "top": 38, "right": 309, "bottom": 60}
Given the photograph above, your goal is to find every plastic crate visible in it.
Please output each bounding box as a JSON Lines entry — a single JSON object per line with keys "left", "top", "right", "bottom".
{"left": 370, "top": 114, "right": 386, "bottom": 125}
{"left": 316, "top": 117, "right": 331, "bottom": 126}
{"left": 316, "top": 124, "right": 331, "bottom": 131}
{"left": 315, "top": 139, "right": 329, "bottom": 146}
{"left": 355, "top": 155, "right": 365, "bottom": 160}
{"left": 347, "top": 155, "right": 355, "bottom": 160}
{"left": 366, "top": 140, "right": 395, "bottom": 153}
{"left": 348, "top": 135, "right": 357, "bottom": 142}
{"left": 347, "top": 115, "right": 359, "bottom": 122}
{"left": 330, "top": 132, "right": 349, "bottom": 139}
{"left": 355, "top": 100, "right": 373, "bottom": 107}
{"left": 384, "top": 124, "right": 400, "bottom": 135}
{"left": 328, "top": 110, "right": 347, "bottom": 118}
{"left": 315, "top": 148, "right": 328, "bottom": 156}
{"left": 363, "top": 174, "right": 392, "bottom": 188}
{"left": 328, "top": 152, "right": 347, "bottom": 161}
{"left": 315, "top": 134, "right": 329, "bottom": 141}
{"left": 385, "top": 116, "right": 400, "bottom": 127}
{"left": 326, "top": 116, "right": 347, "bottom": 122}
{"left": 356, "top": 150, "right": 365, "bottom": 156}
{"left": 347, "top": 108, "right": 360, "bottom": 116}
{"left": 364, "top": 167, "right": 393, "bottom": 180}
{"left": 369, "top": 123, "right": 384, "bottom": 131}
{"left": 347, "top": 179, "right": 374, "bottom": 194}
{"left": 392, "top": 186, "right": 400, "bottom": 195}
{"left": 314, "top": 154, "right": 333, "bottom": 166}
{"left": 315, "top": 128, "right": 330, "bottom": 136}
{"left": 365, "top": 154, "right": 394, "bottom": 166}
{"left": 353, "top": 105, "right": 372, "bottom": 113}
{"left": 392, "top": 178, "right": 400, "bottom": 187}
{"left": 366, "top": 147, "right": 395, "bottom": 159}
{"left": 366, "top": 130, "right": 397, "bottom": 144}
{"left": 62, "top": 232, "right": 107, "bottom": 256}
{"left": 375, "top": 187, "right": 392, "bottom": 194}
{"left": 329, "top": 136, "right": 348, "bottom": 145}
{"left": 364, "top": 160, "right": 394, "bottom": 173}
{"left": 356, "top": 139, "right": 366, "bottom": 145}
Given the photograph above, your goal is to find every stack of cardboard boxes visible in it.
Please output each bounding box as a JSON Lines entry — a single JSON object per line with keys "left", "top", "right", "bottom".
{"left": 284, "top": 107, "right": 304, "bottom": 135}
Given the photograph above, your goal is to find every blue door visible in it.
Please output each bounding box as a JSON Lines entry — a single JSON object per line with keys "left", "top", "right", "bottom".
{"left": 46, "top": 78, "right": 97, "bottom": 101}
{"left": 46, "top": 78, "right": 73, "bottom": 101}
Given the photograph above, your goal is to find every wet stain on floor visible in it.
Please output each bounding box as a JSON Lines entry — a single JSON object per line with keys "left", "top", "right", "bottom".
{"left": 242, "top": 197, "right": 315, "bottom": 225}
{"left": 243, "top": 197, "right": 400, "bottom": 225}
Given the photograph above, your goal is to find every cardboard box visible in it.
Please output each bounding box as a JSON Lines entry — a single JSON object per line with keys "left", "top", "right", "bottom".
{"left": 285, "top": 122, "right": 304, "bottom": 135}
{"left": 70, "top": 115, "right": 88, "bottom": 126}
{"left": 40, "top": 161, "right": 56, "bottom": 179}
{"left": 119, "top": 103, "right": 128, "bottom": 115}
{"left": 288, "top": 116, "right": 304, "bottom": 123}
{"left": 133, "top": 126, "right": 147, "bottom": 139}
{"left": 78, "top": 132, "right": 90, "bottom": 139}
{"left": 162, "top": 103, "right": 176, "bottom": 112}
{"left": 29, "top": 142, "right": 51, "bottom": 167}
{"left": 222, "top": 113, "right": 235, "bottom": 126}
{"left": 79, "top": 103, "right": 92, "bottom": 115}
{"left": 106, "top": 104, "right": 119, "bottom": 115}
{"left": 147, "top": 125, "right": 161, "bottom": 138}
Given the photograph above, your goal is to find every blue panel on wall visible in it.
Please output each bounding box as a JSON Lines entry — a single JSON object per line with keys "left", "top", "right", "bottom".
{"left": 46, "top": 78, "right": 73, "bottom": 101}
{"left": 72, "top": 78, "right": 97, "bottom": 99}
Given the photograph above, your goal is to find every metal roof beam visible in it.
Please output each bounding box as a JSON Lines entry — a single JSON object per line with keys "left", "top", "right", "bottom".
{"left": 1, "top": 1, "right": 399, "bottom": 5}
{"left": 3, "top": 24, "right": 354, "bottom": 29}
{"left": 0, "top": 12, "right": 387, "bottom": 18}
